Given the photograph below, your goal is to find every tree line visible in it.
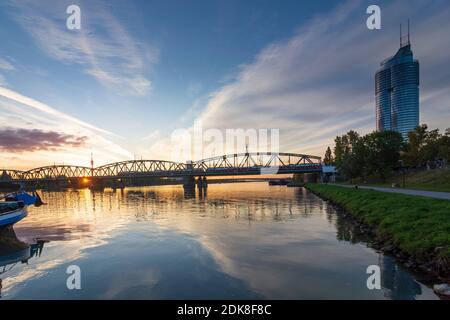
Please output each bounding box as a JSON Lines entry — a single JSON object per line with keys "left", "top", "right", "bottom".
{"left": 323, "top": 125, "right": 450, "bottom": 181}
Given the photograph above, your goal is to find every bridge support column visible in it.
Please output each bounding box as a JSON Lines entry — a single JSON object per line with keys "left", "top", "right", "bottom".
{"left": 304, "top": 173, "right": 319, "bottom": 183}
{"left": 196, "top": 176, "right": 208, "bottom": 187}
{"left": 183, "top": 176, "right": 195, "bottom": 198}
{"left": 183, "top": 176, "right": 195, "bottom": 188}
{"left": 183, "top": 161, "right": 196, "bottom": 191}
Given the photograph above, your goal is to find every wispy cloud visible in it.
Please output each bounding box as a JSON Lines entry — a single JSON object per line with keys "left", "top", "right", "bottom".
{"left": 0, "top": 86, "right": 112, "bottom": 135}
{"left": 5, "top": 0, "right": 157, "bottom": 96}
{"left": 0, "top": 86, "right": 133, "bottom": 169}
{"left": 0, "top": 75, "right": 8, "bottom": 86}
{"left": 0, "top": 57, "right": 16, "bottom": 71}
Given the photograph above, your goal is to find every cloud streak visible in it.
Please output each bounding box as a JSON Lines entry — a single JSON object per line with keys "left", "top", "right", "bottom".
{"left": 0, "top": 57, "right": 15, "bottom": 71}
{"left": 5, "top": 0, "right": 157, "bottom": 96}
{"left": 0, "top": 86, "right": 112, "bottom": 135}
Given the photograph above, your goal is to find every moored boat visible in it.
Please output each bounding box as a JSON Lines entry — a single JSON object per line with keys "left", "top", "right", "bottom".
{"left": 0, "top": 201, "right": 28, "bottom": 227}
{"left": 0, "top": 191, "right": 43, "bottom": 227}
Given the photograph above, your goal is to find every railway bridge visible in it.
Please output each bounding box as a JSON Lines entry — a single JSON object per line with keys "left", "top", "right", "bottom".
{"left": 1, "top": 152, "right": 322, "bottom": 189}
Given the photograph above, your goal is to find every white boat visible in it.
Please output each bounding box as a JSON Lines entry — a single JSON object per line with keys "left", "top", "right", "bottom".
{"left": 0, "top": 202, "right": 28, "bottom": 227}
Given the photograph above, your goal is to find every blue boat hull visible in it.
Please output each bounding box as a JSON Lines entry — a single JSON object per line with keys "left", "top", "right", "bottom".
{"left": 0, "top": 208, "right": 28, "bottom": 227}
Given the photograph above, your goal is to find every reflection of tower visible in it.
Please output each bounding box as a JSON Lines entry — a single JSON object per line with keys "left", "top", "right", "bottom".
{"left": 379, "top": 254, "right": 421, "bottom": 300}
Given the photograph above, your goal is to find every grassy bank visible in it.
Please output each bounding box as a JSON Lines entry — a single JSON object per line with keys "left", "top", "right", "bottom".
{"left": 350, "top": 169, "right": 450, "bottom": 193}
{"left": 306, "top": 184, "right": 450, "bottom": 274}
{"left": 383, "top": 169, "right": 450, "bottom": 192}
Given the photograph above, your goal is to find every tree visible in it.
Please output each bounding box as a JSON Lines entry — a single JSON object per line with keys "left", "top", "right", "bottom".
{"left": 323, "top": 146, "right": 334, "bottom": 165}
{"left": 331, "top": 124, "right": 445, "bottom": 182}
{"left": 438, "top": 128, "right": 450, "bottom": 163}
{"left": 363, "top": 131, "right": 403, "bottom": 181}
{"left": 333, "top": 130, "right": 402, "bottom": 181}
{"left": 333, "top": 131, "right": 361, "bottom": 181}
{"left": 402, "top": 124, "right": 448, "bottom": 168}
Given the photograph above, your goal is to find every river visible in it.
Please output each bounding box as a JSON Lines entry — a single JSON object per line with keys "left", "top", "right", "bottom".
{"left": 0, "top": 182, "right": 438, "bottom": 299}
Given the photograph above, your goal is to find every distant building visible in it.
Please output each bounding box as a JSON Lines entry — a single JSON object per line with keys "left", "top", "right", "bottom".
{"left": 375, "top": 27, "right": 419, "bottom": 140}
{"left": 321, "top": 165, "right": 336, "bottom": 183}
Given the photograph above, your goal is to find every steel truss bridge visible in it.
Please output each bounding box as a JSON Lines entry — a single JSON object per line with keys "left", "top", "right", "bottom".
{"left": 2, "top": 153, "right": 322, "bottom": 182}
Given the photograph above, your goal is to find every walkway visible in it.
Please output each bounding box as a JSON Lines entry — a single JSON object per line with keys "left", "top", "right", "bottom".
{"left": 334, "top": 184, "right": 450, "bottom": 201}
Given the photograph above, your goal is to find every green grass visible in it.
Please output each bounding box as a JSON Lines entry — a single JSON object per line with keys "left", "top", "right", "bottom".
{"left": 352, "top": 169, "right": 450, "bottom": 193}
{"left": 306, "top": 184, "right": 450, "bottom": 261}
{"left": 384, "top": 169, "right": 450, "bottom": 192}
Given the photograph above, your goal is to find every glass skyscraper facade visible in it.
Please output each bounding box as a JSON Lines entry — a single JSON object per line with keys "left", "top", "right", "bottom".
{"left": 375, "top": 42, "right": 419, "bottom": 140}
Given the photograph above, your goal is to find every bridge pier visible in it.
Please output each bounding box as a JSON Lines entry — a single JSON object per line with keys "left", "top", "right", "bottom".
{"left": 197, "top": 176, "right": 208, "bottom": 188}
{"left": 304, "top": 173, "right": 320, "bottom": 183}
{"left": 183, "top": 160, "right": 196, "bottom": 192}
{"left": 183, "top": 176, "right": 195, "bottom": 189}
{"left": 183, "top": 176, "right": 195, "bottom": 199}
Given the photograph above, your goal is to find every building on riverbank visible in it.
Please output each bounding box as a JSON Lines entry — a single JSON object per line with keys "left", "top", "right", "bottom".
{"left": 375, "top": 24, "right": 419, "bottom": 140}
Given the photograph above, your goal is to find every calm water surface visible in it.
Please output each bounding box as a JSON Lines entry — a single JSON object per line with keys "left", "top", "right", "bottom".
{"left": 0, "top": 183, "right": 438, "bottom": 299}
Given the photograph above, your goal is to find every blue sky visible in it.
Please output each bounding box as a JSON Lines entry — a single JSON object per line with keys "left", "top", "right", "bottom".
{"left": 0, "top": 0, "right": 449, "bottom": 168}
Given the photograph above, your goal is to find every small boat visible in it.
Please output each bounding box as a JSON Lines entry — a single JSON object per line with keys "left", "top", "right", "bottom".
{"left": 0, "top": 191, "right": 43, "bottom": 227}
{"left": 0, "top": 201, "right": 27, "bottom": 227}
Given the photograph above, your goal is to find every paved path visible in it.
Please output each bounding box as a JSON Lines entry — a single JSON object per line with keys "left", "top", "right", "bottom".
{"left": 333, "top": 184, "right": 450, "bottom": 200}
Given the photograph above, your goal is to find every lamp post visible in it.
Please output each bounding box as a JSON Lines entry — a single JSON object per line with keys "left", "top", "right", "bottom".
{"left": 398, "top": 160, "right": 405, "bottom": 188}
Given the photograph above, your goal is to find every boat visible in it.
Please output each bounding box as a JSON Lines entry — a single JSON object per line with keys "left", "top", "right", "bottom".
{"left": 0, "top": 191, "right": 43, "bottom": 227}
{"left": 0, "top": 201, "right": 27, "bottom": 227}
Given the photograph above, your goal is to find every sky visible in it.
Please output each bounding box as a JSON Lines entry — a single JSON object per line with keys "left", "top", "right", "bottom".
{"left": 0, "top": 0, "right": 449, "bottom": 170}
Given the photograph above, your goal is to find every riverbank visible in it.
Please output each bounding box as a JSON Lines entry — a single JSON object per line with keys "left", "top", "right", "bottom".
{"left": 306, "top": 184, "right": 450, "bottom": 281}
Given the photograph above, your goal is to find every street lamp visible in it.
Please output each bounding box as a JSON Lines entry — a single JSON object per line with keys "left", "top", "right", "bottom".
{"left": 398, "top": 160, "right": 405, "bottom": 188}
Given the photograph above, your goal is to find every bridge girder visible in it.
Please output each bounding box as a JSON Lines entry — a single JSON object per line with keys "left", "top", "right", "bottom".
{"left": 193, "top": 152, "right": 321, "bottom": 170}
{"left": 93, "top": 160, "right": 187, "bottom": 178}
{"left": 19, "top": 165, "right": 92, "bottom": 181}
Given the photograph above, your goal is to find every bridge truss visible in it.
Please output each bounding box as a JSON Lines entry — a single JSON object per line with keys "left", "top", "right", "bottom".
{"left": 2, "top": 152, "right": 322, "bottom": 181}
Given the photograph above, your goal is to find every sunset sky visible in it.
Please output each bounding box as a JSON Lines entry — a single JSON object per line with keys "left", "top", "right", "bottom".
{"left": 1, "top": 0, "right": 449, "bottom": 170}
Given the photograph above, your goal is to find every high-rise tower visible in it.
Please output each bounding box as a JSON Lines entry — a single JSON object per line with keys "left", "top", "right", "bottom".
{"left": 375, "top": 23, "right": 419, "bottom": 140}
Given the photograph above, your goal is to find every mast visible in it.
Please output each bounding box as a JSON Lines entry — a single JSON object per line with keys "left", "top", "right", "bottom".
{"left": 407, "top": 19, "right": 410, "bottom": 45}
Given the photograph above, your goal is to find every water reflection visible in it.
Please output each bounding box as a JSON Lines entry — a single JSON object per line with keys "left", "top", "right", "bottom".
{"left": 0, "top": 183, "right": 438, "bottom": 299}
{"left": 0, "top": 227, "right": 47, "bottom": 298}
{"left": 380, "top": 255, "right": 423, "bottom": 300}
